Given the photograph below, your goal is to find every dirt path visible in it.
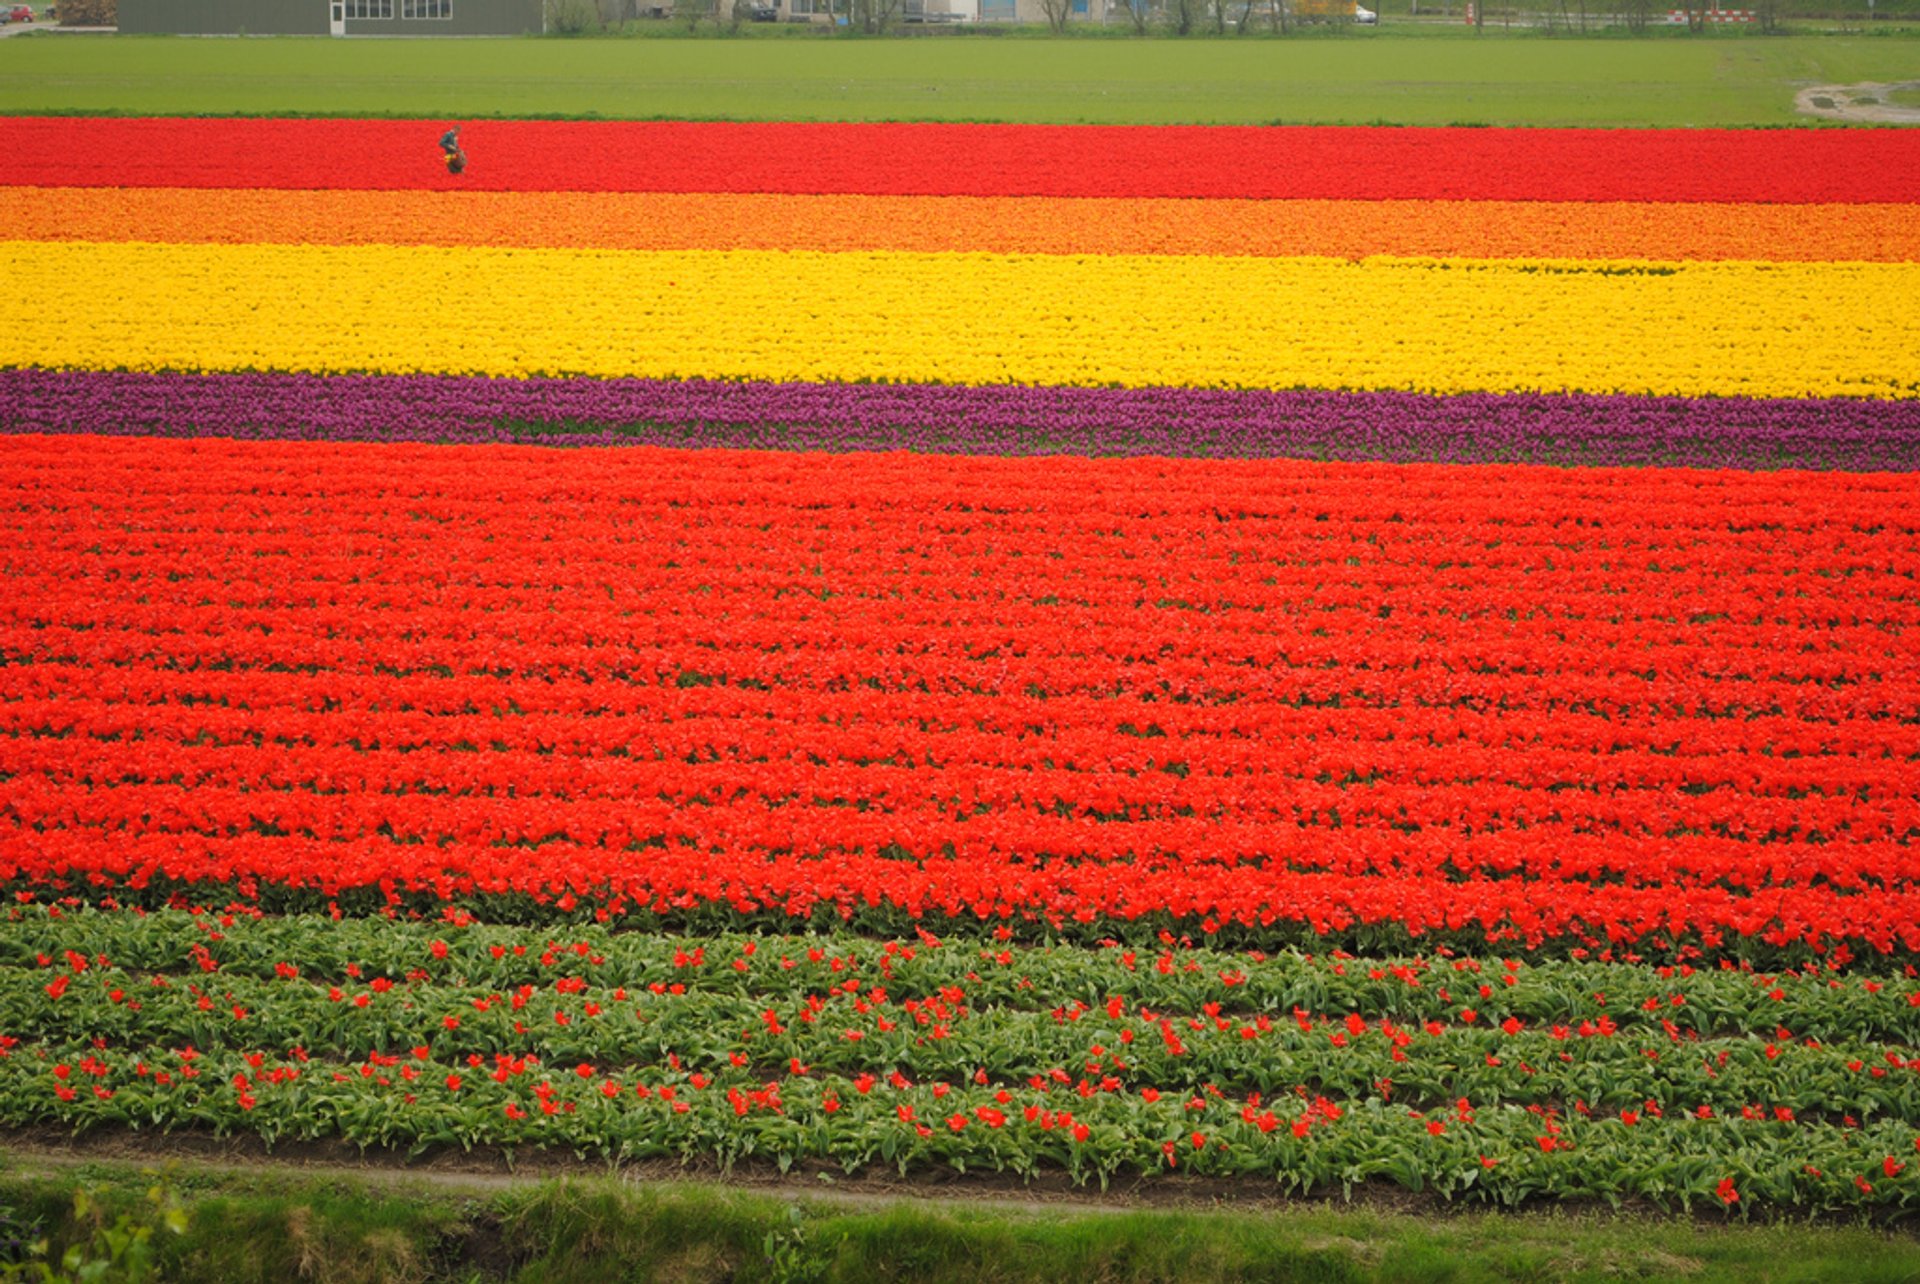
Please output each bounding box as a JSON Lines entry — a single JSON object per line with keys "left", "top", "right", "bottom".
{"left": 1795, "top": 82, "right": 1920, "bottom": 124}
{"left": 0, "top": 1128, "right": 1328, "bottom": 1220}
{"left": 11, "top": 1127, "right": 1919, "bottom": 1243}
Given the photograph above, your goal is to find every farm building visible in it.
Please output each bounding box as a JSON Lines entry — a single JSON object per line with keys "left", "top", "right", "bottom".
{"left": 117, "top": 0, "right": 545, "bottom": 35}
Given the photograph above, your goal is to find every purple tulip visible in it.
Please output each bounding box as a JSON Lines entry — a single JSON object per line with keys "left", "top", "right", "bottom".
{"left": 3, "top": 370, "right": 1915, "bottom": 472}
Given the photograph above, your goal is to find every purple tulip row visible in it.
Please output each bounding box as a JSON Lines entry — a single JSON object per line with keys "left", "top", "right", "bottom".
{"left": 3, "top": 369, "right": 1916, "bottom": 471}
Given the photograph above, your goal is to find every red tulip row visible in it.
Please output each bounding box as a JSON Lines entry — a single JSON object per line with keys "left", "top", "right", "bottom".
{"left": 5, "top": 117, "right": 1918, "bottom": 202}
{"left": 2, "top": 436, "right": 1917, "bottom": 950}
{"left": 8, "top": 715, "right": 1913, "bottom": 831}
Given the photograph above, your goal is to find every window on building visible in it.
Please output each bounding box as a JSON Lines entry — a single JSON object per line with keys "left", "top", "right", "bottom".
{"left": 344, "top": 0, "right": 393, "bottom": 15}
{"left": 790, "top": 0, "right": 812, "bottom": 13}
{"left": 403, "top": 0, "right": 452, "bottom": 13}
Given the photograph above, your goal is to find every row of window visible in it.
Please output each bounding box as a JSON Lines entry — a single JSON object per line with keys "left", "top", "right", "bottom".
{"left": 343, "top": 0, "right": 453, "bottom": 18}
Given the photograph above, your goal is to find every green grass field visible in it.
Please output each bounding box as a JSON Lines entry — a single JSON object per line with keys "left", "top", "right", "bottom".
{"left": 1, "top": 33, "right": 1916, "bottom": 124}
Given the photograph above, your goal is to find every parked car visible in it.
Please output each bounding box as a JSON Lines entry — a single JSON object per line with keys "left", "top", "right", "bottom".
{"left": 1353, "top": 3, "right": 1377, "bottom": 18}
{"left": 6, "top": 6, "right": 34, "bottom": 21}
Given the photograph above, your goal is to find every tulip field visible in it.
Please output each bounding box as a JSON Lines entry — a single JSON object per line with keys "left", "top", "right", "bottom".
{"left": 2, "top": 114, "right": 1920, "bottom": 1216}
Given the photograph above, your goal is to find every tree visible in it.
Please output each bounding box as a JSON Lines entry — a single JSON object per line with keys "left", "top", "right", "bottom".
{"left": 1124, "top": 0, "right": 1153, "bottom": 32}
{"left": 1040, "top": 0, "right": 1074, "bottom": 31}
{"left": 53, "top": 0, "right": 114, "bottom": 22}
{"left": 1169, "top": 0, "right": 1197, "bottom": 32}
{"left": 848, "top": 0, "right": 901, "bottom": 30}
{"left": 545, "top": 0, "right": 601, "bottom": 30}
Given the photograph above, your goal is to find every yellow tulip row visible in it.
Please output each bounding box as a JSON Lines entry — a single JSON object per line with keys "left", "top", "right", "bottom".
{"left": 4, "top": 241, "right": 1915, "bottom": 399}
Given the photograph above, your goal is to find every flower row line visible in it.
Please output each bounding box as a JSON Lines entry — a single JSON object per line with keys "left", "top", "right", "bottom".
{"left": 13, "top": 766, "right": 1918, "bottom": 882}
{"left": 12, "top": 966, "right": 1920, "bottom": 1130}
{"left": 13, "top": 832, "right": 1920, "bottom": 951}
{"left": 7, "top": 908, "right": 1920, "bottom": 1207}
{"left": 13, "top": 189, "right": 1919, "bottom": 263}
{"left": 7, "top": 907, "right": 1893, "bottom": 1026}
{"left": 10, "top": 672, "right": 1914, "bottom": 763}
{"left": 12, "top": 1032, "right": 1913, "bottom": 1210}
{"left": 8, "top": 243, "right": 1916, "bottom": 399}
{"left": 13, "top": 713, "right": 1911, "bottom": 813}
{"left": 10, "top": 371, "right": 1918, "bottom": 472}
{"left": 7, "top": 118, "right": 1917, "bottom": 203}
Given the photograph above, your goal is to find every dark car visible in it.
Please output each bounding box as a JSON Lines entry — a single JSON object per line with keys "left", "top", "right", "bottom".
{"left": 748, "top": 3, "right": 778, "bottom": 17}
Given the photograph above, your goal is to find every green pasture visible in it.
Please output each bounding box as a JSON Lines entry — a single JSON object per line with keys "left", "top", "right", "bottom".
{"left": 1, "top": 33, "right": 1917, "bottom": 124}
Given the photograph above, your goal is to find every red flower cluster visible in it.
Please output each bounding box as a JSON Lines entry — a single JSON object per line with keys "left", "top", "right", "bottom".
{"left": 3, "top": 435, "right": 1917, "bottom": 949}
{"left": 4, "top": 117, "right": 1916, "bottom": 202}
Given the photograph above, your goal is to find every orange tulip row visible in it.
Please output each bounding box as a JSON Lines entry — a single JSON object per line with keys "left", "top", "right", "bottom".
{"left": 10, "top": 187, "right": 1916, "bottom": 263}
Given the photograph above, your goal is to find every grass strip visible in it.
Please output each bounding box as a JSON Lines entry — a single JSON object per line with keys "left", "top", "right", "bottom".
{"left": 2, "top": 36, "right": 1919, "bottom": 127}
{"left": 6, "top": 1159, "right": 1920, "bottom": 1283}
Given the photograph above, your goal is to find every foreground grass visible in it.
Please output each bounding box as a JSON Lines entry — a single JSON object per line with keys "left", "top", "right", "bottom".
{"left": 1, "top": 34, "right": 1918, "bottom": 124}
{"left": 5, "top": 1161, "right": 1920, "bottom": 1284}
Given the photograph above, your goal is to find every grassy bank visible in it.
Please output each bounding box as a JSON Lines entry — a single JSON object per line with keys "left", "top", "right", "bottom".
{"left": 6, "top": 1160, "right": 1920, "bottom": 1283}
{"left": 0, "top": 34, "right": 1916, "bottom": 124}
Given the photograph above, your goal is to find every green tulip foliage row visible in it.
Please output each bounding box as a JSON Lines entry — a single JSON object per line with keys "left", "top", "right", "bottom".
{"left": 5, "top": 903, "right": 1920, "bottom": 1214}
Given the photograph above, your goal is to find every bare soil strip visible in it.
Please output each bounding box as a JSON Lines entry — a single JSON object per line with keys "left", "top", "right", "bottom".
{"left": 1795, "top": 81, "right": 1920, "bottom": 123}
{"left": 14, "top": 1126, "right": 1920, "bottom": 1236}
{"left": 0, "top": 1127, "right": 1510, "bottom": 1221}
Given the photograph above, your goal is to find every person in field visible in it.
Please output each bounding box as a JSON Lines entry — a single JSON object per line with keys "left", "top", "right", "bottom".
{"left": 439, "top": 125, "right": 467, "bottom": 176}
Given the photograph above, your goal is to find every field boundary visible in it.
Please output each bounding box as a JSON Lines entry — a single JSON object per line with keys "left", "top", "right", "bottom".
{"left": 9, "top": 1138, "right": 1920, "bottom": 1284}
{"left": 7, "top": 1127, "right": 1920, "bottom": 1230}
{"left": 5, "top": 35, "right": 1920, "bottom": 127}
